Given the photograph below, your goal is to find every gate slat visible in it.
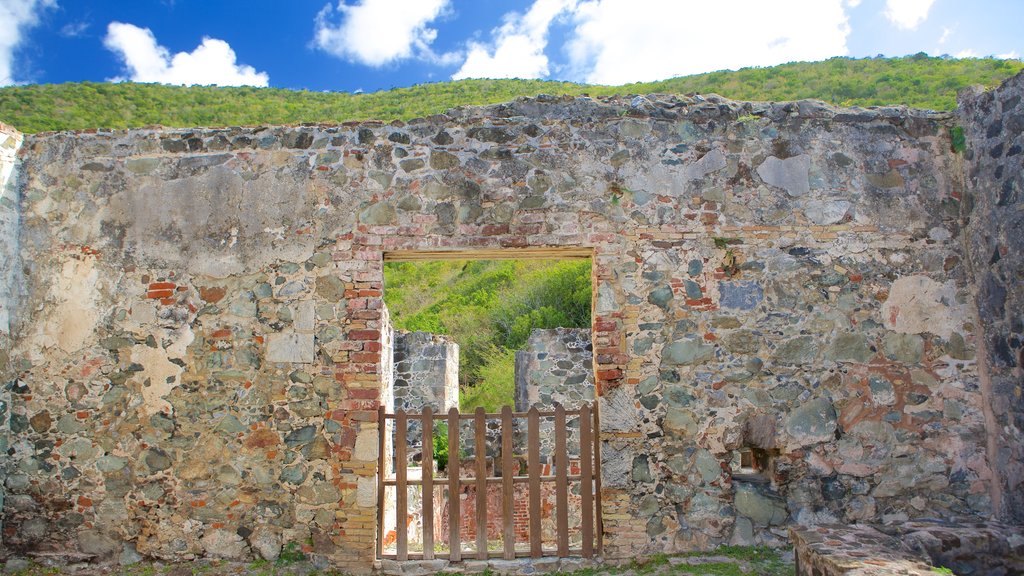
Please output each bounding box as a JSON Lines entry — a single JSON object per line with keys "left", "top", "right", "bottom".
{"left": 376, "top": 406, "right": 386, "bottom": 560}
{"left": 447, "top": 407, "right": 461, "bottom": 562}
{"left": 396, "top": 410, "right": 408, "bottom": 561}
{"left": 501, "top": 406, "right": 515, "bottom": 560}
{"left": 554, "top": 403, "right": 569, "bottom": 557}
{"left": 593, "top": 402, "right": 603, "bottom": 554}
{"left": 422, "top": 407, "right": 434, "bottom": 560}
{"left": 474, "top": 407, "right": 488, "bottom": 560}
{"left": 527, "top": 407, "right": 542, "bottom": 558}
{"left": 580, "top": 403, "right": 594, "bottom": 558}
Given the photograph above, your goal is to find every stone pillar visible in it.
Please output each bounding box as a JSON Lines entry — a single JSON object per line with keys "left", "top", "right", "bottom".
{"left": 513, "top": 328, "right": 594, "bottom": 460}
{"left": 959, "top": 70, "right": 1024, "bottom": 522}
{"left": 391, "top": 331, "right": 459, "bottom": 462}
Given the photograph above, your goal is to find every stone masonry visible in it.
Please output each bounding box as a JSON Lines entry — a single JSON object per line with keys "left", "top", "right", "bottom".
{"left": 0, "top": 70, "right": 1021, "bottom": 570}
{"left": 514, "top": 328, "right": 594, "bottom": 459}
{"left": 391, "top": 330, "right": 458, "bottom": 462}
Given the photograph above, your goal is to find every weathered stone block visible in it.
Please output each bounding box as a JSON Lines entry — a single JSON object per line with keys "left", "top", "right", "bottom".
{"left": 266, "top": 332, "right": 314, "bottom": 364}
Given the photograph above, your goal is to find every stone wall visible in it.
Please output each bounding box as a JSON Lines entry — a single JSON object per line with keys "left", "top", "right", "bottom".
{"left": 0, "top": 77, "right": 1020, "bottom": 568}
{"left": 392, "top": 331, "right": 458, "bottom": 462}
{"left": 0, "top": 121, "right": 23, "bottom": 549}
{"left": 960, "top": 72, "right": 1024, "bottom": 522}
{"left": 514, "top": 328, "right": 594, "bottom": 459}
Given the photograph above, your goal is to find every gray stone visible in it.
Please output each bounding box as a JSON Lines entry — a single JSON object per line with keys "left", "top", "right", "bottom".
{"left": 734, "top": 483, "right": 788, "bottom": 526}
{"left": 663, "top": 337, "right": 715, "bottom": 365}
{"left": 632, "top": 455, "right": 653, "bottom": 483}
{"left": 773, "top": 335, "right": 817, "bottom": 365}
{"left": 96, "top": 456, "right": 128, "bottom": 472}
{"left": 78, "top": 530, "right": 119, "bottom": 557}
{"left": 143, "top": 448, "right": 172, "bottom": 472}
{"left": 695, "top": 449, "right": 721, "bottom": 484}
{"left": 687, "top": 258, "right": 703, "bottom": 277}
{"left": 359, "top": 202, "right": 397, "bottom": 226}
{"left": 249, "top": 527, "right": 281, "bottom": 561}
{"left": 683, "top": 280, "right": 703, "bottom": 299}
{"left": 730, "top": 516, "right": 755, "bottom": 546}
{"left": 266, "top": 332, "right": 314, "bottom": 364}
{"left": 119, "top": 543, "right": 143, "bottom": 566}
{"left": 3, "top": 559, "right": 30, "bottom": 573}
{"left": 284, "top": 425, "right": 317, "bottom": 447}
{"left": 786, "top": 397, "right": 836, "bottom": 446}
{"left": 297, "top": 482, "right": 341, "bottom": 505}
{"left": 803, "top": 200, "right": 851, "bottom": 225}
{"left": 719, "top": 280, "right": 763, "bottom": 310}
{"left": 756, "top": 155, "right": 810, "bottom": 196}
{"left": 828, "top": 332, "right": 873, "bottom": 363}
{"left": 647, "top": 285, "right": 674, "bottom": 310}
{"left": 722, "top": 329, "right": 761, "bottom": 355}
{"left": 684, "top": 149, "right": 727, "bottom": 180}
{"left": 868, "top": 376, "right": 896, "bottom": 406}
{"left": 882, "top": 332, "right": 923, "bottom": 363}
{"left": 201, "top": 529, "right": 250, "bottom": 560}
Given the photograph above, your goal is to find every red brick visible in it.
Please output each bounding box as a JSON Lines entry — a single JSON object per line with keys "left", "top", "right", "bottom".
{"left": 348, "top": 388, "right": 379, "bottom": 400}
{"left": 596, "top": 369, "right": 623, "bottom": 380}
{"left": 348, "top": 329, "right": 379, "bottom": 341}
{"left": 148, "top": 282, "right": 176, "bottom": 290}
{"left": 351, "top": 352, "right": 378, "bottom": 363}
{"left": 147, "top": 289, "right": 174, "bottom": 299}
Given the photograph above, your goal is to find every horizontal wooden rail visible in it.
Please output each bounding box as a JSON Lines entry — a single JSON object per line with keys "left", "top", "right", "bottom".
{"left": 382, "top": 409, "right": 584, "bottom": 420}
{"left": 383, "top": 247, "right": 593, "bottom": 262}
{"left": 383, "top": 474, "right": 584, "bottom": 486}
{"left": 381, "top": 549, "right": 588, "bottom": 560}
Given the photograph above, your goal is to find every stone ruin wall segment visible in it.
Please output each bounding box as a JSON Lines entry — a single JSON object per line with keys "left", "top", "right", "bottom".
{"left": 0, "top": 72, "right": 1020, "bottom": 568}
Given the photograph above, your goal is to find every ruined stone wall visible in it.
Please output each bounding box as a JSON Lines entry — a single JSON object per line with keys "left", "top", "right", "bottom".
{"left": 960, "top": 72, "right": 1024, "bottom": 522}
{"left": 514, "top": 328, "right": 594, "bottom": 459}
{"left": 0, "top": 85, "right": 1008, "bottom": 567}
{"left": 392, "top": 331, "right": 458, "bottom": 462}
{"left": 0, "top": 121, "right": 24, "bottom": 548}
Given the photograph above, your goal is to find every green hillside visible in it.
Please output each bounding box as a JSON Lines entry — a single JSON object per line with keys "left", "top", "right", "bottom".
{"left": 1, "top": 54, "right": 1021, "bottom": 133}
{"left": 384, "top": 259, "right": 591, "bottom": 412}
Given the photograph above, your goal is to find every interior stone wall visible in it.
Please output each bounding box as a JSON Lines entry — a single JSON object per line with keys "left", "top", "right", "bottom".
{"left": 391, "top": 330, "right": 458, "bottom": 461}
{"left": 959, "top": 71, "right": 1024, "bottom": 523}
{"left": 0, "top": 75, "right": 1019, "bottom": 568}
{"left": 514, "top": 328, "right": 594, "bottom": 459}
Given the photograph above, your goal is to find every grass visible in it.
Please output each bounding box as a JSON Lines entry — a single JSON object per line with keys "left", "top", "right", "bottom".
{"left": 2, "top": 547, "right": 792, "bottom": 576}
{"left": 0, "top": 55, "right": 1021, "bottom": 133}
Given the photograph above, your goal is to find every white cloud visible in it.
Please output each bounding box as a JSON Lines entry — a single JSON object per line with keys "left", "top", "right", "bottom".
{"left": 59, "top": 21, "right": 89, "bottom": 38}
{"left": 938, "top": 26, "right": 952, "bottom": 45}
{"left": 0, "top": 0, "right": 56, "bottom": 86}
{"left": 955, "top": 49, "right": 978, "bottom": 58}
{"left": 884, "top": 0, "right": 936, "bottom": 30}
{"left": 453, "top": 0, "right": 577, "bottom": 80}
{"left": 103, "top": 22, "right": 268, "bottom": 86}
{"left": 566, "top": 0, "right": 852, "bottom": 85}
{"left": 314, "top": 0, "right": 451, "bottom": 67}
{"left": 997, "top": 51, "right": 1020, "bottom": 60}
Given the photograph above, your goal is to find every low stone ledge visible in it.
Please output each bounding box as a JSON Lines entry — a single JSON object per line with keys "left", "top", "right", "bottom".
{"left": 375, "top": 556, "right": 598, "bottom": 575}
{"left": 792, "top": 521, "right": 1024, "bottom": 575}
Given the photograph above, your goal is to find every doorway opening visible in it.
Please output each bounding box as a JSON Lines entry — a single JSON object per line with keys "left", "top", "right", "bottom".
{"left": 376, "top": 249, "right": 599, "bottom": 561}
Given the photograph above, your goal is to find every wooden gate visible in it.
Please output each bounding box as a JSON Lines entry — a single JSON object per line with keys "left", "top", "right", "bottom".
{"left": 376, "top": 403, "right": 601, "bottom": 561}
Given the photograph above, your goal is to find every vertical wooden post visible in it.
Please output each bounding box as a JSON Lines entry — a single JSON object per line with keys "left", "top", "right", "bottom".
{"left": 422, "top": 407, "right": 434, "bottom": 560}
{"left": 396, "top": 409, "right": 408, "bottom": 561}
{"left": 474, "top": 407, "right": 488, "bottom": 560}
{"left": 554, "top": 403, "right": 569, "bottom": 557}
{"left": 579, "top": 403, "right": 594, "bottom": 558}
{"left": 376, "top": 406, "right": 386, "bottom": 560}
{"left": 501, "top": 406, "right": 515, "bottom": 560}
{"left": 593, "top": 401, "right": 603, "bottom": 554}
{"left": 527, "top": 407, "right": 542, "bottom": 558}
{"left": 447, "top": 407, "right": 461, "bottom": 561}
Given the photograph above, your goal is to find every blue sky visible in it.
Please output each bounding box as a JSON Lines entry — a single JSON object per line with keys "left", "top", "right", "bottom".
{"left": 1, "top": 0, "right": 1021, "bottom": 91}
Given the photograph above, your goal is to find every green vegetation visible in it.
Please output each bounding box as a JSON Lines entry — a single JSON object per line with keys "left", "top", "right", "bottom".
{"left": 1, "top": 55, "right": 1020, "bottom": 133}
{"left": 383, "top": 259, "right": 591, "bottom": 411}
